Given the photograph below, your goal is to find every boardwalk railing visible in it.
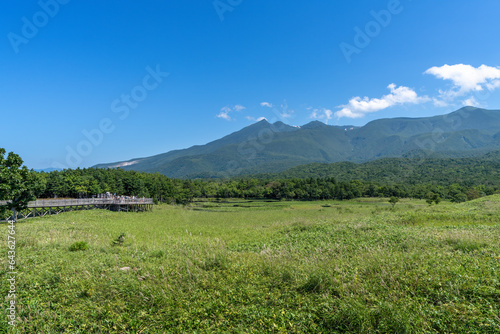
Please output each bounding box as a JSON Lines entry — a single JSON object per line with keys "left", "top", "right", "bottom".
{"left": 0, "top": 198, "right": 154, "bottom": 207}
{"left": 1, "top": 198, "right": 154, "bottom": 221}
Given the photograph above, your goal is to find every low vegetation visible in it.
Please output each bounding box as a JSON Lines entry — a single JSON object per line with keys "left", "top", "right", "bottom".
{"left": 68, "top": 241, "right": 88, "bottom": 252}
{"left": 1, "top": 196, "right": 499, "bottom": 332}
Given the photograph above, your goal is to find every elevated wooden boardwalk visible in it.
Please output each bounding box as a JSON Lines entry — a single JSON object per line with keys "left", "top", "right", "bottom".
{"left": 1, "top": 198, "right": 154, "bottom": 221}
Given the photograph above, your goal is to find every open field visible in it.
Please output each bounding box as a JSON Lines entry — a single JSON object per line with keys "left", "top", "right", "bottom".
{"left": 2, "top": 196, "right": 500, "bottom": 333}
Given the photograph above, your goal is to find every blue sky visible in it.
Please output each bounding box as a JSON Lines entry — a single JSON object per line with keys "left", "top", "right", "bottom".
{"left": 2, "top": 0, "right": 500, "bottom": 169}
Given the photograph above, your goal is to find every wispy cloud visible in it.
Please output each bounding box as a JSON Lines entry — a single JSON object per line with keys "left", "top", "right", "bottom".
{"left": 234, "top": 104, "right": 246, "bottom": 111}
{"left": 425, "top": 64, "right": 500, "bottom": 106}
{"left": 309, "top": 107, "right": 333, "bottom": 123}
{"left": 335, "top": 84, "right": 429, "bottom": 119}
{"left": 216, "top": 104, "right": 246, "bottom": 121}
{"left": 259, "top": 100, "right": 294, "bottom": 119}
{"left": 217, "top": 108, "right": 232, "bottom": 121}
{"left": 278, "top": 101, "right": 294, "bottom": 119}
{"left": 462, "top": 96, "right": 485, "bottom": 108}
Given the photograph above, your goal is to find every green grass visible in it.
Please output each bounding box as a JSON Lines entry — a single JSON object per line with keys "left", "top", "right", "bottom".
{"left": 1, "top": 196, "right": 500, "bottom": 333}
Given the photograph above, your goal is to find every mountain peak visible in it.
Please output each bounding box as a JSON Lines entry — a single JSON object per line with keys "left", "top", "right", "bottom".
{"left": 457, "top": 106, "right": 480, "bottom": 112}
{"left": 302, "top": 120, "right": 329, "bottom": 129}
{"left": 270, "top": 121, "right": 300, "bottom": 133}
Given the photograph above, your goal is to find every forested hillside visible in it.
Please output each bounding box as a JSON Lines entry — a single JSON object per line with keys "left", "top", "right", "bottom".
{"left": 31, "top": 151, "right": 500, "bottom": 204}
{"left": 258, "top": 150, "right": 500, "bottom": 186}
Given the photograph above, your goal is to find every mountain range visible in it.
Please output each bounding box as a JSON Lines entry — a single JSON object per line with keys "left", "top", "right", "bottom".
{"left": 94, "top": 107, "right": 500, "bottom": 178}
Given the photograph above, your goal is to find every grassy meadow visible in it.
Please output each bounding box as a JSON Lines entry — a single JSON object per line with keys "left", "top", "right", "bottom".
{"left": 1, "top": 196, "right": 500, "bottom": 333}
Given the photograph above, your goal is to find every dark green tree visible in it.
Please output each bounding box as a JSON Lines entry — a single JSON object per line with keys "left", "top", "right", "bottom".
{"left": 0, "top": 149, "right": 36, "bottom": 220}
{"left": 425, "top": 192, "right": 441, "bottom": 206}
{"left": 388, "top": 196, "right": 399, "bottom": 208}
{"left": 451, "top": 193, "right": 468, "bottom": 203}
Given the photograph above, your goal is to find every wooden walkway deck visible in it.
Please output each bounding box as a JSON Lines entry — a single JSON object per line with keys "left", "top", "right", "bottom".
{"left": 1, "top": 198, "right": 154, "bottom": 221}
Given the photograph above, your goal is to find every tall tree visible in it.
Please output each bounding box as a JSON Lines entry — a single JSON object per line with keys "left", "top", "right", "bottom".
{"left": 0, "top": 148, "right": 35, "bottom": 220}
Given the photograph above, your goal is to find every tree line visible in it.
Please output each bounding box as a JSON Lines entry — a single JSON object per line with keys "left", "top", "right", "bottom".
{"left": 30, "top": 167, "right": 498, "bottom": 204}
{"left": 3, "top": 147, "right": 498, "bottom": 207}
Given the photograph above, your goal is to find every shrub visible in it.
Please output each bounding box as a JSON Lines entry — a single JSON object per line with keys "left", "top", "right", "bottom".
{"left": 111, "top": 233, "right": 126, "bottom": 246}
{"left": 426, "top": 192, "right": 441, "bottom": 205}
{"left": 389, "top": 196, "right": 399, "bottom": 208}
{"left": 451, "top": 193, "right": 467, "bottom": 203}
{"left": 69, "top": 241, "right": 88, "bottom": 252}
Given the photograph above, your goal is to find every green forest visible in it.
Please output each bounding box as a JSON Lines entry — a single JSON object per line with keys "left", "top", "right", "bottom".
{"left": 29, "top": 152, "right": 500, "bottom": 204}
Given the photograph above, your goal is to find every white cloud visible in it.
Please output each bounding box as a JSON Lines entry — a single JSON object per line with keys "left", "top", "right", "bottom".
{"left": 260, "top": 102, "right": 273, "bottom": 108}
{"left": 462, "top": 97, "right": 477, "bottom": 107}
{"left": 216, "top": 104, "right": 246, "bottom": 121}
{"left": 234, "top": 104, "right": 246, "bottom": 112}
{"left": 335, "top": 84, "right": 429, "bottom": 119}
{"left": 217, "top": 109, "right": 232, "bottom": 121}
{"left": 309, "top": 108, "right": 334, "bottom": 123}
{"left": 425, "top": 64, "right": 500, "bottom": 99}
{"left": 486, "top": 80, "right": 500, "bottom": 91}
{"left": 325, "top": 109, "right": 333, "bottom": 119}
{"left": 462, "top": 96, "right": 486, "bottom": 108}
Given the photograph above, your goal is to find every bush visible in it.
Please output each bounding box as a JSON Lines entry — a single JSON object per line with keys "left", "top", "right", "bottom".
{"left": 389, "top": 196, "right": 399, "bottom": 208}
{"left": 426, "top": 192, "right": 441, "bottom": 205}
{"left": 69, "top": 241, "right": 88, "bottom": 252}
{"left": 111, "top": 233, "right": 126, "bottom": 246}
{"left": 451, "top": 193, "right": 467, "bottom": 203}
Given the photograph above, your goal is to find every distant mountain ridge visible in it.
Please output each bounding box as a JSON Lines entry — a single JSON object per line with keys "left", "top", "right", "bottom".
{"left": 94, "top": 107, "right": 500, "bottom": 178}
